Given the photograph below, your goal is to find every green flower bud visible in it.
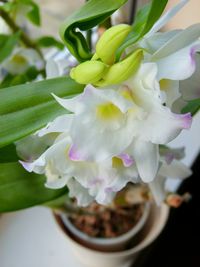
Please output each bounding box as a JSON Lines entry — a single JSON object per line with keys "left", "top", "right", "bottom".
{"left": 70, "top": 60, "right": 107, "bottom": 84}
{"left": 95, "top": 24, "right": 131, "bottom": 65}
{"left": 95, "top": 49, "right": 143, "bottom": 87}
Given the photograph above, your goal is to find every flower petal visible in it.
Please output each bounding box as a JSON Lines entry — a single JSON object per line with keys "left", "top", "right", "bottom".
{"left": 159, "top": 146, "right": 185, "bottom": 164}
{"left": 125, "top": 63, "right": 162, "bottom": 107}
{"left": 37, "top": 114, "right": 73, "bottom": 137}
{"left": 160, "top": 79, "right": 180, "bottom": 108}
{"left": 149, "top": 175, "right": 166, "bottom": 205}
{"left": 159, "top": 160, "right": 192, "bottom": 179}
{"left": 61, "top": 85, "right": 134, "bottom": 162}
{"left": 46, "top": 59, "right": 61, "bottom": 78}
{"left": 180, "top": 54, "right": 200, "bottom": 100}
{"left": 67, "top": 178, "right": 94, "bottom": 207}
{"left": 19, "top": 137, "right": 70, "bottom": 174}
{"left": 156, "top": 41, "right": 200, "bottom": 80}
{"left": 130, "top": 140, "right": 159, "bottom": 182}
{"left": 153, "top": 24, "right": 200, "bottom": 60}
{"left": 45, "top": 176, "right": 70, "bottom": 189}
{"left": 131, "top": 104, "right": 192, "bottom": 144}
{"left": 69, "top": 116, "right": 132, "bottom": 161}
{"left": 140, "top": 30, "right": 180, "bottom": 54}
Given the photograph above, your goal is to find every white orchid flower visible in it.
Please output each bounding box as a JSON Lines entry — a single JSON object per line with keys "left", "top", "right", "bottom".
{"left": 122, "top": 63, "right": 192, "bottom": 182}
{"left": 51, "top": 85, "right": 134, "bottom": 162}
{"left": 45, "top": 54, "right": 77, "bottom": 79}
{"left": 2, "top": 48, "right": 44, "bottom": 75}
{"left": 137, "top": 0, "right": 200, "bottom": 107}
{"left": 20, "top": 133, "right": 139, "bottom": 206}
{"left": 41, "top": 62, "right": 191, "bottom": 184}
{"left": 142, "top": 24, "right": 200, "bottom": 106}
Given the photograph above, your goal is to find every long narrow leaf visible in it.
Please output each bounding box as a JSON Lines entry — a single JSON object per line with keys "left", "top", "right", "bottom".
{"left": 0, "top": 76, "right": 84, "bottom": 148}
{"left": 0, "top": 144, "right": 19, "bottom": 163}
{"left": 116, "top": 0, "right": 168, "bottom": 59}
{"left": 0, "top": 162, "right": 68, "bottom": 212}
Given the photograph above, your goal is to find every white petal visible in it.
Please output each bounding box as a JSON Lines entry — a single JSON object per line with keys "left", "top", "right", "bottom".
{"left": 159, "top": 160, "right": 192, "bottom": 179}
{"left": 126, "top": 63, "right": 192, "bottom": 144}
{"left": 46, "top": 59, "right": 61, "bottom": 78}
{"left": 160, "top": 80, "right": 180, "bottom": 108}
{"left": 37, "top": 114, "right": 73, "bottom": 137}
{"left": 15, "top": 134, "right": 55, "bottom": 161}
{"left": 156, "top": 41, "right": 200, "bottom": 80}
{"left": 131, "top": 104, "right": 192, "bottom": 144}
{"left": 130, "top": 140, "right": 159, "bottom": 182}
{"left": 52, "top": 93, "right": 84, "bottom": 114}
{"left": 153, "top": 24, "right": 200, "bottom": 60}
{"left": 126, "top": 63, "right": 162, "bottom": 106}
{"left": 159, "top": 146, "right": 185, "bottom": 164}
{"left": 149, "top": 175, "right": 166, "bottom": 205}
{"left": 67, "top": 178, "right": 94, "bottom": 207}
{"left": 19, "top": 157, "right": 45, "bottom": 174}
{"left": 21, "top": 49, "right": 43, "bottom": 68}
{"left": 62, "top": 85, "right": 134, "bottom": 162}
{"left": 146, "top": 0, "right": 188, "bottom": 38}
{"left": 52, "top": 84, "right": 103, "bottom": 114}
{"left": 53, "top": 84, "right": 132, "bottom": 115}
{"left": 180, "top": 54, "right": 200, "bottom": 100}
{"left": 140, "top": 30, "right": 181, "bottom": 54}
{"left": 68, "top": 117, "right": 132, "bottom": 161}
{"left": 19, "top": 137, "right": 70, "bottom": 174}
{"left": 45, "top": 177, "right": 70, "bottom": 189}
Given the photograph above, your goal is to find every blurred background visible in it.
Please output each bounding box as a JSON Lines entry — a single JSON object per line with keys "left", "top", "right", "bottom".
{"left": 30, "top": 0, "right": 200, "bottom": 38}
{"left": 0, "top": 1, "right": 199, "bottom": 267}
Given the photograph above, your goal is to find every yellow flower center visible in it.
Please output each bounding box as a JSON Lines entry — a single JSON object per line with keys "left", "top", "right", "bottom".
{"left": 112, "top": 157, "right": 123, "bottom": 168}
{"left": 96, "top": 102, "right": 123, "bottom": 121}
{"left": 12, "top": 54, "right": 27, "bottom": 65}
{"left": 160, "top": 79, "right": 169, "bottom": 91}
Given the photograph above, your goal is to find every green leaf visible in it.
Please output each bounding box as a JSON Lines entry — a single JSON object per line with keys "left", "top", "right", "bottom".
{"left": 0, "top": 2, "right": 14, "bottom": 12}
{"left": 0, "top": 162, "right": 68, "bottom": 212}
{"left": 0, "top": 32, "right": 20, "bottom": 63}
{"left": 0, "top": 67, "right": 40, "bottom": 89}
{"left": 36, "top": 36, "right": 64, "bottom": 50}
{"left": 0, "top": 76, "right": 84, "bottom": 148}
{"left": 181, "top": 98, "right": 200, "bottom": 116}
{"left": 26, "top": 0, "right": 41, "bottom": 26}
{"left": 116, "top": 0, "right": 168, "bottom": 59}
{"left": 44, "top": 195, "right": 69, "bottom": 209}
{"left": 59, "top": 0, "right": 128, "bottom": 62}
{"left": 0, "top": 144, "right": 19, "bottom": 163}
{"left": 16, "top": 0, "right": 41, "bottom": 26}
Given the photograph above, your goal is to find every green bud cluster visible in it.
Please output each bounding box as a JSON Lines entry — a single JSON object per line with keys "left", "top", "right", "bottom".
{"left": 70, "top": 24, "right": 143, "bottom": 87}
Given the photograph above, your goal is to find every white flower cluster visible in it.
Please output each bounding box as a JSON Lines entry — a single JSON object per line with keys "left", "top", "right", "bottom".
{"left": 20, "top": 0, "right": 198, "bottom": 206}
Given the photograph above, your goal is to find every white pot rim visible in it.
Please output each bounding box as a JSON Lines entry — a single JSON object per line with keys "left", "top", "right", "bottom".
{"left": 54, "top": 203, "right": 170, "bottom": 258}
{"left": 61, "top": 202, "right": 151, "bottom": 246}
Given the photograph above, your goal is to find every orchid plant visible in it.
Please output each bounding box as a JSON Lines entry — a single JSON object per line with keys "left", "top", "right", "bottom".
{"left": 0, "top": 0, "right": 199, "bottom": 213}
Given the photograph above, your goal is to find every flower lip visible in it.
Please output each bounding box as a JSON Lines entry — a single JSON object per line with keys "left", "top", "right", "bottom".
{"left": 68, "top": 144, "right": 84, "bottom": 161}
{"left": 19, "top": 160, "right": 33, "bottom": 172}
{"left": 175, "top": 112, "right": 192, "bottom": 129}
{"left": 117, "top": 153, "right": 135, "bottom": 167}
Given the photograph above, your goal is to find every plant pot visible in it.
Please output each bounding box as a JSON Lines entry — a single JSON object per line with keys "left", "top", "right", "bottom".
{"left": 53, "top": 203, "right": 169, "bottom": 267}
{"left": 60, "top": 203, "right": 150, "bottom": 252}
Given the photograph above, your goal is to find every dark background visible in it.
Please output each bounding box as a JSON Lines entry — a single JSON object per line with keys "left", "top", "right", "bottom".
{"left": 135, "top": 154, "right": 200, "bottom": 267}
